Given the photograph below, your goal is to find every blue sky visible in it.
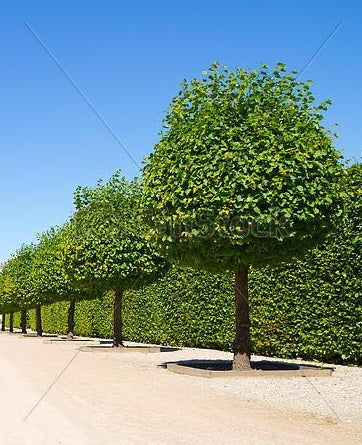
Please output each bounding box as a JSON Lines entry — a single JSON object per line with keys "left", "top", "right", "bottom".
{"left": 0, "top": 0, "right": 361, "bottom": 259}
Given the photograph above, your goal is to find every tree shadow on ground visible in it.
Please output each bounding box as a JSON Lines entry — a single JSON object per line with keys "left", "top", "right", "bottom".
{"left": 83, "top": 343, "right": 180, "bottom": 352}
{"left": 158, "top": 359, "right": 335, "bottom": 371}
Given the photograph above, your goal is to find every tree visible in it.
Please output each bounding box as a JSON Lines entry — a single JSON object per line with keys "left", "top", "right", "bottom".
{"left": 0, "top": 264, "right": 27, "bottom": 334}
{"left": 62, "top": 172, "right": 169, "bottom": 347}
{"left": 0, "top": 230, "right": 95, "bottom": 339}
{"left": 30, "top": 227, "right": 89, "bottom": 340}
{"left": 0, "top": 245, "right": 36, "bottom": 335}
{"left": 0, "top": 272, "right": 11, "bottom": 331}
{"left": 142, "top": 62, "right": 344, "bottom": 369}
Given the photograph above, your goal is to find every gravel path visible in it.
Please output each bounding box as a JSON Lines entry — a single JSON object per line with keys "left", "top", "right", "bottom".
{"left": 0, "top": 332, "right": 360, "bottom": 445}
{"left": 159, "top": 347, "right": 361, "bottom": 422}
{"left": 121, "top": 341, "right": 362, "bottom": 427}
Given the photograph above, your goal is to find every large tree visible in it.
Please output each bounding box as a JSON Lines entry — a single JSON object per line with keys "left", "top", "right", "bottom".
{"left": 142, "top": 62, "right": 344, "bottom": 369}
{"left": 63, "top": 173, "right": 169, "bottom": 347}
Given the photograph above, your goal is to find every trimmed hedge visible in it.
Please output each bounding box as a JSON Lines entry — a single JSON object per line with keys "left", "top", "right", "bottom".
{"left": 13, "top": 165, "right": 361, "bottom": 365}
{"left": 15, "top": 255, "right": 361, "bottom": 365}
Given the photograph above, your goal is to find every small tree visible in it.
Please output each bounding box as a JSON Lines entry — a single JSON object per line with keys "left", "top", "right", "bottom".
{"left": 142, "top": 63, "right": 344, "bottom": 369}
{"left": 0, "top": 245, "right": 36, "bottom": 335}
{"left": 63, "top": 173, "right": 169, "bottom": 347}
{"left": 30, "top": 227, "right": 89, "bottom": 340}
{"left": 0, "top": 272, "right": 10, "bottom": 330}
{"left": 0, "top": 231, "right": 96, "bottom": 339}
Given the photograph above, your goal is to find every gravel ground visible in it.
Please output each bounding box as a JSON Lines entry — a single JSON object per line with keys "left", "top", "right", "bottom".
{"left": 0, "top": 331, "right": 360, "bottom": 445}
{"left": 111, "top": 339, "right": 362, "bottom": 428}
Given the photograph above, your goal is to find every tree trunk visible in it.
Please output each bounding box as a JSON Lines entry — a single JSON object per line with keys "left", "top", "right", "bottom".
{"left": 35, "top": 305, "right": 43, "bottom": 337}
{"left": 67, "top": 299, "right": 76, "bottom": 340}
{"left": 9, "top": 312, "right": 14, "bottom": 333}
{"left": 233, "top": 266, "right": 251, "bottom": 370}
{"left": 1, "top": 313, "right": 5, "bottom": 331}
{"left": 113, "top": 289, "right": 123, "bottom": 347}
{"left": 21, "top": 310, "right": 27, "bottom": 334}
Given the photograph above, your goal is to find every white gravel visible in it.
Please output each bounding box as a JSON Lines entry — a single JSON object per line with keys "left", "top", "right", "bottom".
{"left": 1, "top": 332, "right": 361, "bottom": 445}
{"left": 123, "top": 341, "right": 362, "bottom": 427}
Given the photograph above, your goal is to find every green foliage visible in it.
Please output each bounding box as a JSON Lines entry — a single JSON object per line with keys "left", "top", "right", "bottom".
{"left": 30, "top": 227, "right": 86, "bottom": 305}
{"left": 63, "top": 172, "right": 169, "bottom": 293}
{"left": 0, "top": 228, "right": 90, "bottom": 313}
{"left": 13, "top": 164, "right": 360, "bottom": 365}
{"left": 249, "top": 163, "right": 361, "bottom": 364}
{"left": 142, "top": 62, "right": 344, "bottom": 270}
{"left": 0, "top": 244, "right": 37, "bottom": 311}
{"left": 18, "top": 252, "right": 360, "bottom": 364}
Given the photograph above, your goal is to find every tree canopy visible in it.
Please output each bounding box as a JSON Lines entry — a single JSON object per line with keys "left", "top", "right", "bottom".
{"left": 30, "top": 227, "right": 81, "bottom": 305}
{"left": 0, "top": 244, "right": 36, "bottom": 313}
{"left": 63, "top": 172, "right": 169, "bottom": 292}
{"left": 142, "top": 62, "right": 344, "bottom": 271}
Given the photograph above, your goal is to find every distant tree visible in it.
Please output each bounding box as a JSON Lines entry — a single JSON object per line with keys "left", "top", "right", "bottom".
{"left": 30, "top": 227, "right": 89, "bottom": 340}
{"left": 0, "top": 245, "right": 35, "bottom": 335}
{"left": 0, "top": 230, "right": 96, "bottom": 339}
{"left": 63, "top": 173, "right": 169, "bottom": 347}
{"left": 142, "top": 63, "right": 344, "bottom": 369}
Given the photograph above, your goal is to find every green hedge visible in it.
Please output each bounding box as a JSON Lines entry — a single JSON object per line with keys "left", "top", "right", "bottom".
{"left": 13, "top": 165, "right": 361, "bottom": 365}
{"left": 16, "top": 254, "right": 361, "bottom": 365}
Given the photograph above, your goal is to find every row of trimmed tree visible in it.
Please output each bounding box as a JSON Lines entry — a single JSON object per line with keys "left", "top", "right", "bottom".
{"left": 0, "top": 175, "right": 168, "bottom": 347}
{"left": 0, "top": 63, "right": 347, "bottom": 369}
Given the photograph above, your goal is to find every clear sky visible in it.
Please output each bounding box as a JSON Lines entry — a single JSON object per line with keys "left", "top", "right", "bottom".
{"left": 0, "top": 0, "right": 361, "bottom": 260}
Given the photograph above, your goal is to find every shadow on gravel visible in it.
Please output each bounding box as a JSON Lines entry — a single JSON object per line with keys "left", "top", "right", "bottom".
{"left": 82, "top": 344, "right": 180, "bottom": 352}
{"left": 92, "top": 339, "right": 180, "bottom": 352}
{"left": 158, "top": 359, "right": 335, "bottom": 372}
{"left": 21, "top": 333, "right": 58, "bottom": 338}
